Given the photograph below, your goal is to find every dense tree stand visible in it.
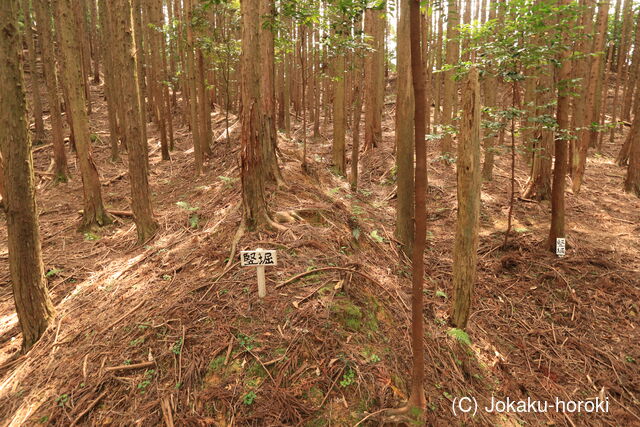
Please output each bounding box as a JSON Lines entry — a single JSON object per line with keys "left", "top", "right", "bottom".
{"left": 53, "top": 0, "right": 112, "bottom": 230}
{"left": 1, "top": 0, "right": 54, "bottom": 351}
{"left": 107, "top": 0, "right": 158, "bottom": 243}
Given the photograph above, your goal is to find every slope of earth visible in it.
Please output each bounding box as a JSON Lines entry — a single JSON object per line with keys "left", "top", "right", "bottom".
{"left": 0, "top": 79, "right": 638, "bottom": 426}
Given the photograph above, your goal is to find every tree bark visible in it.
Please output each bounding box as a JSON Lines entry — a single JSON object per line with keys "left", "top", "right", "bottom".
{"left": 363, "top": 5, "right": 385, "bottom": 150}
{"left": 481, "top": 0, "right": 498, "bottom": 180}
{"left": 608, "top": 0, "right": 633, "bottom": 145}
{"left": 108, "top": 0, "right": 158, "bottom": 243}
{"left": 259, "top": 0, "right": 283, "bottom": 185}
{"left": 332, "top": 30, "right": 346, "bottom": 175}
{"left": 408, "top": 0, "right": 427, "bottom": 411}
{"left": 549, "top": 0, "right": 572, "bottom": 253}
{"left": 53, "top": 0, "right": 111, "bottom": 229}
{"left": 395, "top": 0, "right": 415, "bottom": 255}
{"left": 34, "top": 0, "right": 69, "bottom": 179}
{"left": 451, "top": 67, "right": 481, "bottom": 329}
{"left": 22, "top": 0, "right": 46, "bottom": 143}
{"left": 0, "top": 0, "right": 55, "bottom": 352}
{"left": 240, "top": 0, "right": 279, "bottom": 231}
{"left": 441, "top": 0, "right": 460, "bottom": 157}
{"left": 184, "top": 0, "right": 203, "bottom": 173}
{"left": 571, "top": 0, "right": 609, "bottom": 193}
{"left": 621, "top": 9, "right": 640, "bottom": 122}
{"left": 523, "top": 64, "right": 553, "bottom": 200}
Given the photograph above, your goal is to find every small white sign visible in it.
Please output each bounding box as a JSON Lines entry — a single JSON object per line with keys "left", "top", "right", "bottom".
{"left": 240, "top": 249, "right": 277, "bottom": 267}
{"left": 556, "top": 238, "right": 566, "bottom": 257}
{"left": 240, "top": 249, "right": 277, "bottom": 299}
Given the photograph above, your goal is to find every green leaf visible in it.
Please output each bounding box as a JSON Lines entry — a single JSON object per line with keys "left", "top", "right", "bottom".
{"left": 189, "top": 214, "right": 200, "bottom": 229}
{"left": 242, "top": 391, "right": 257, "bottom": 405}
{"left": 176, "top": 201, "right": 199, "bottom": 212}
{"left": 447, "top": 328, "right": 472, "bottom": 346}
{"left": 370, "top": 230, "right": 384, "bottom": 243}
{"left": 352, "top": 228, "right": 361, "bottom": 241}
{"left": 435, "top": 290, "right": 448, "bottom": 299}
{"left": 45, "top": 268, "right": 62, "bottom": 278}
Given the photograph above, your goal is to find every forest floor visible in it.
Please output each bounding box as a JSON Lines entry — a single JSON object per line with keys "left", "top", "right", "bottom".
{"left": 0, "top": 79, "right": 639, "bottom": 426}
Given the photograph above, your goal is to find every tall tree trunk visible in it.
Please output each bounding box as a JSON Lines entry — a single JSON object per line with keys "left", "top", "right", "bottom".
{"left": 184, "top": 0, "right": 203, "bottom": 173}
{"left": 108, "top": 0, "right": 158, "bottom": 242}
{"left": 197, "top": 49, "right": 212, "bottom": 157}
{"left": 441, "top": 0, "right": 460, "bottom": 157}
{"left": 549, "top": 0, "right": 572, "bottom": 253}
{"left": 608, "top": 0, "right": 633, "bottom": 144}
{"left": 54, "top": 0, "right": 111, "bottom": 229}
{"left": 451, "top": 67, "right": 481, "bottom": 329}
{"left": 523, "top": 64, "right": 553, "bottom": 200}
{"left": 571, "top": 0, "right": 609, "bottom": 193}
{"left": 332, "top": 27, "right": 346, "bottom": 176}
{"left": 74, "top": 0, "right": 91, "bottom": 115}
{"left": 22, "top": 0, "right": 46, "bottom": 143}
{"left": 363, "top": 5, "right": 385, "bottom": 150}
{"left": 240, "top": 0, "right": 279, "bottom": 231}
{"left": 132, "top": 0, "right": 148, "bottom": 166}
{"left": 395, "top": 0, "right": 415, "bottom": 255}
{"left": 0, "top": 0, "right": 55, "bottom": 352}
{"left": 624, "top": 111, "right": 640, "bottom": 196}
{"left": 350, "top": 51, "right": 364, "bottom": 192}
{"left": 407, "top": 0, "right": 427, "bottom": 411}
{"left": 259, "top": 0, "right": 283, "bottom": 185}
{"left": 89, "top": 0, "right": 100, "bottom": 84}
{"left": 34, "top": 0, "right": 69, "bottom": 179}
{"left": 146, "top": 0, "right": 170, "bottom": 160}
{"left": 621, "top": 9, "right": 640, "bottom": 122}
{"left": 98, "top": 0, "right": 122, "bottom": 160}
{"left": 481, "top": 0, "right": 498, "bottom": 180}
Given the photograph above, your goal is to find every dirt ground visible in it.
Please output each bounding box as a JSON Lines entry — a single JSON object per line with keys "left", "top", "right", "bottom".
{"left": 0, "top": 78, "right": 638, "bottom": 426}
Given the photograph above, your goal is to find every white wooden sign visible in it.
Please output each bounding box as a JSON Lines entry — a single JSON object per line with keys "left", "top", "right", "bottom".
{"left": 240, "top": 249, "right": 277, "bottom": 266}
{"left": 240, "top": 249, "right": 277, "bottom": 298}
{"left": 556, "top": 238, "right": 566, "bottom": 257}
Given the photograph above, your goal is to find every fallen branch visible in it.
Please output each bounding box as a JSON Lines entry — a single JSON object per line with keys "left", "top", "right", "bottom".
{"left": 160, "top": 396, "right": 175, "bottom": 427}
{"left": 70, "top": 390, "right": 108, "bottom": 426}
{"left": 109, "top": 210, "right": 134, "bottom": 218}
{"left": 104, "top": 361, "right": 155, "bottom": 373}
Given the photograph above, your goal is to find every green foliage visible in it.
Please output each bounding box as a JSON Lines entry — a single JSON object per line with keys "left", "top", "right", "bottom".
{"left": 55, "top": 394, "right": 69, "bottom": 407}
{"left": 176, "top": 201, "right": 199, "bottom": 212}
{"left": 435, "top": 290, "right": 448, "bottom": 299}
{"left": 208, "top": 355, "right": 226, "bottom": 373}
{"left": 369, "top": 229, "right": 385, "bottom": 243}
{"left": 176, "top": 201, "right": 200, "bottom": 229}
{"left": 137, "top": 369, "right": 155, "bottom": 394}
{"left": 172, "top": 337, "right": 184, "bottom": 355}
{"left": 129, "top": 337, "right": 145, "bottom": 347}
{"left": 218, "top": 175, "right": 238, "bottom": 187}
{"left": 339, "top": 366, "right": 356, "bottom": 387}
{"left": 83, "top": 232, "right": 99, "bottom": 241}
{"left": 189, "top": 214, "right": 200, "bottom": 229}
{"left": 242, "top": 390, "right": 257, "bottom": 405}
{"left": 236, "top": 333, "right": 256, "bottom": 350}
{"left": 45, "top": 268, "right": 62, "bottom": 278}
{"left": 361, "top": 347, "right": 381, "bottom": 363}
{"left": 447, "top": 328, "right": 472, "bottom": 346}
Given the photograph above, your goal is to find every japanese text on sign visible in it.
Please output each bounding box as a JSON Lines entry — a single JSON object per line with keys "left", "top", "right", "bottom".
{"left": 240, "top": 250, "right": 277, "bottom": 266}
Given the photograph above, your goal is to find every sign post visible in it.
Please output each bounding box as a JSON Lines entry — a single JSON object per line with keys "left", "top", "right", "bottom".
{"left": 240, "top": 248, "right": 277, "bottom": 298}
{"left": 556, "top": 238, "right": 566, "bottom": 257}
